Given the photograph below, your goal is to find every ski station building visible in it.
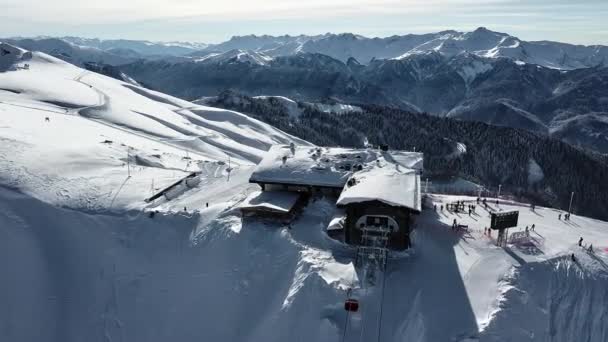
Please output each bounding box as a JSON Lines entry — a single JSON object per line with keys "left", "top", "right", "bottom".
{"left": 245, "top": 144, "right": 423, "bottom": 250}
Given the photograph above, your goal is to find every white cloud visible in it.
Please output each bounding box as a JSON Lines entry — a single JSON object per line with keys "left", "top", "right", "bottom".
{"left": 0, "top": 0, "right": 513, "bottom": 23}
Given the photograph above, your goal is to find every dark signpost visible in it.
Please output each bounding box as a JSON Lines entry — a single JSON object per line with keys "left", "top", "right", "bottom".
{"left": 490, "top": 211, "right": 519, "bottom": 230}
{"left": 490, "top": 211, "right": 519, "bottom": 246}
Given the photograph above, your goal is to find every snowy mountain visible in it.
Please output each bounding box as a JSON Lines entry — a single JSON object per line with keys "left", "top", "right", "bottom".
{"left": 195, "top": 28, "right": 608, "bottom": 70}
{"left": 1, "top": 42, "right": 608, "bottom": 342}
{"left": 199, "top": 34, "right": 328, "bottom": 57}
{"left": 2, "top": 36, "right": 209, "bottom": 68}
{"left": 3, "top": 37, "right": 136, "bottom": 66}
{"left": 193, "top": 49, "right": 273, "bottom": 66}
{"left": 120, "top": 50, "right": 608, "bottom": 153}
{"left": 53, "top": 36, "right": 207, "bottom": 57}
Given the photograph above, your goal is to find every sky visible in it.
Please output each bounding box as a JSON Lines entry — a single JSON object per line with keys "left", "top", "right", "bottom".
{"left": 1, "top": 0, "right": 607, "bottom": 45}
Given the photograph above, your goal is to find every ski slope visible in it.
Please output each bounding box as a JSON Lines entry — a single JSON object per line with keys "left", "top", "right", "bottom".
{"left": 0, "top": 42, "right": 607, "bottom": 342}
{"left": 0, "top": 42, "right": 308, "bottom": 210}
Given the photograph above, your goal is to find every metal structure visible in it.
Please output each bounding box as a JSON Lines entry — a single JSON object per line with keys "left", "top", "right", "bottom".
{"left": 341, "top": 223, "right": 391, "bottom": 342}
{"left": 356, "top": 225, "right": 391, "bottom": 271}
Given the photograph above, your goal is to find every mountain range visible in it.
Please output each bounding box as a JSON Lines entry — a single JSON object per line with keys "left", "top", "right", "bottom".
{"left": 4, "top": 28, "right": 608, "bottom": 154}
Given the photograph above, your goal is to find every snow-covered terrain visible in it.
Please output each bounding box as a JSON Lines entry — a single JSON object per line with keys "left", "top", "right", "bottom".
{"left": 194, "top": 49, "right": 273, "bottom": 66}
{"left": 0, "top": 42, "right": 307, "bottom": 209}
{"left": 1, "top": 42, "right": 607, "bottom": 342}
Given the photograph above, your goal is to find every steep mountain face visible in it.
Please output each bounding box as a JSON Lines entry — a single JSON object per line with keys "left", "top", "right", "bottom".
{"left": 120, "top": 51, "right": 608, "bottom": 153}
{"left": 195, "top": 28, "right": 608, "bottom": 69}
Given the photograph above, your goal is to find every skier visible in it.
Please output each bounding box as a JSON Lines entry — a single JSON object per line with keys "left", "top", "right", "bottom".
{"left": 469, "top": 207, "right": 472, "bottom": 216}
{"left": 571, "top": 253, "right": 576, "bottom": 262}
{"left": 452, "top": 218, "right": 457, "bottom": 231}
{"left": 184, "top": 206, "right": 187, "bottom": 212}
{"left": 434, "top": 204, "right": 437, "bottom": 211}
{"left": 588, "top": 244, "right": 594, "bottom": 253}
{"left": 206, "top": 202, "right": 209, "bottom": 208}
{"left": 440, "top": 204, "right": 443, "bottom": 211}
{"left": 558, "top": 213, "right": 562, "bottom": 220}
{"left": 483, "top": 227, "right": 487, "bottom": 235}
{"left": 578, "top": 237, "right": 583, "bottom": 247}
{"left": 44, "top": 116, "right": 50, "bottom": 122}
{"left": 525, "top": 226, "right": 529, "bottom": 236}
{"left": 531, "top": 224, "right": 535, "bottom": 232}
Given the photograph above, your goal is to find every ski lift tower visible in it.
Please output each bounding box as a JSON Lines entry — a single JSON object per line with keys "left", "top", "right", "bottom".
{"left": 356, "top": 224, "right": 391, "bottom": 275}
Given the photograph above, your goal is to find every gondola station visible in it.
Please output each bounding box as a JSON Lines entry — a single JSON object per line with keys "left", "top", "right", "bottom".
{"left": 245, "top": 144, "right": 423, "bottom": 250}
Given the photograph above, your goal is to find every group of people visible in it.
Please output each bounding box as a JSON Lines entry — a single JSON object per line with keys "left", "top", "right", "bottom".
{"left": 434, "top": 201, "right": 478, "bottom": 217}
{"left": 477, "top": 197, "right": 499, "bottom": 208}
{"left": 559, "top": 213, "right": 572, "bottom": 220}
{"left": 571, "top": 237, "right": 596, "bottom": 263}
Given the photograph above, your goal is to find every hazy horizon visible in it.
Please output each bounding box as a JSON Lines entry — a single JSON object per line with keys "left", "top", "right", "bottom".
{"left": 1, "top": 0, "right": 607, "bottom": 45}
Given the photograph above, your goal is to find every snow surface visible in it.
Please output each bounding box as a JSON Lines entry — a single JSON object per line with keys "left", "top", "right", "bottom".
{"left": 337, "top": 163, "right": 421, "bottom": 211}
{"left": 194, "top": 49, "right": 273, "bottom": 66}
{"left": 238, "top": 190, "right": 300, "bottom": 213}
{"left": 307, "top": 102, "right": 363, "bottom": 115}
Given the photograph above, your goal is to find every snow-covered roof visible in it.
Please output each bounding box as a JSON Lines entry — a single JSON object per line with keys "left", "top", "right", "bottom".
{"left": 327, "top": 208, "right": 346, "bottom": 231}
{"left": 336, "top": 164, "right": 421, "bottom": 212}
{"left": 239, "top": 190, "right": 300, "bottom": 213}
{"left": 250, "top": 145, "right": 423, "bottom": 188}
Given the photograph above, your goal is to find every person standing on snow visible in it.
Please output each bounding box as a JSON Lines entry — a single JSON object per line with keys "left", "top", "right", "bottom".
{"left": 578, "top": 237, "right": 583, "bottom": 247}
